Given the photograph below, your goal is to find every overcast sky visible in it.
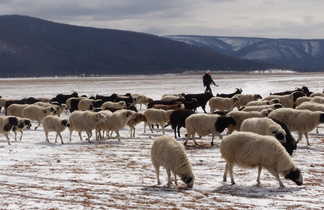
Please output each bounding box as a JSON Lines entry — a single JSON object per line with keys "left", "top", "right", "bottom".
{"left": 1, "top": 0, "right": 324, "bottom": 39}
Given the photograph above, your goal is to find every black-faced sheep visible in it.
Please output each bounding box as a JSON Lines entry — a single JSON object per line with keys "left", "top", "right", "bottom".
{"left": 185, "top": 114, "right": 236, "bottom": 146}
{"left": 220, "top": 131, "right": 303, "bottom": 188}
{"left": 0, "top": 116, "right": 18, "bottom": 145}
{"left": 151, "top": 136, "right": 194, "bottom": 188}
{"left": 22, "top": 105, "right": 57, "bottom": 130}
{"left": 269, "top": 108, "right": 324, "bottom": 145}
{"left": 127, "top": 113, "right": 147, "bottom": 138}
{"left": 12, "top": 117, "right": 31, "bottom": 141}
{"left": 42, "top": 116, "right": 70, "bottom": 144}
{"left": 240, "top": 117, "right": 286, "bottom": 144}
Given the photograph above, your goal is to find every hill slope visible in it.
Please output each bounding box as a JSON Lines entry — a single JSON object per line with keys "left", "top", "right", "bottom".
{"left": 166, "top": 35, "right": 324, "bottom": 71}
{"left": 0, "top": 15, "right": 270, "bottom": 77}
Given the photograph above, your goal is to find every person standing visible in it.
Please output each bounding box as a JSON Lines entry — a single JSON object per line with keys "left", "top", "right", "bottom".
{"left": 203, "top": 71, "right": 217, "bottom": 93}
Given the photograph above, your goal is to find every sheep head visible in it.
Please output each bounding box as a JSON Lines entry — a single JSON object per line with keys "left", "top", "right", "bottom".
{"left": 285, "top": 168, "right": 303, "bottom": 186}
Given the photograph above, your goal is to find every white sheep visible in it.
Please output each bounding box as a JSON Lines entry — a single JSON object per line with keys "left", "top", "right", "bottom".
{"left": 42, "top": 115, "right": 70, "bottom": 144}
{"left": 242, "top": 103, "right": 282, "bottom": 112}
{"left": 0, "top": 116, "right": 18, "bottom": 145}
{"left": 102, "top": 109, "right": 135, "bottom": 141}
{"left": 151, "top": 135, "right": 194, "bottom": 188}
{"left": 132, "top": 94, "right": 153, "bottom": 110}
{"left": 101, "top": 101, "right": 126, "bottom": 111}
{"left": 208, "top": 96, "right": 239, "bottom": 113}
{"left": 22, "top": 104, "right": 56, "bottom": 130}
{"left": 310, "top": 96, "right": 324, "bottom": 104}
{"left": 185, "top": 113, "right": 236, "bottom": 145}
{"left": 240, "top": 117, "right": 286, "bottom": 144}
{"left": 295, "top": 96, "right": 312, "bottom": 106}
{"left": 12, "top": 117, "right": 31, "bottom": 141}
{"left": 220, "top": 131, "right": 303, "bottom": 188}
{"left": 143, "top": 108, "right": 173, "bottom": 135}
{"left": 161, "top": 94, "right": 184, "bottom": 102}
{"left": 269, "top": 108, "right": 324, "bottom": 145}
{"left": 7, "top": 104, "right": 29, "bottom": 117}
{"left": 34, "top": 102, "right": 67, "bottom": 117}
{"left": 246, "top": 98, "right": 280, "bottom": 106}
{"left": 227, "top": 109, "right": 272, "bottom": 133}
{"left": 95, "top": 110, "right": 113, "bottom": 140}
{"left": 263, "top": 91, "right": 305, "bottom": 108}
{"left": 234, "top": 94, "right": 262, "bottom": 106}
{"left": 310, "top": 92, "right": 324, "bottom": 97}
{"left": 78, "top": 98, "right": 99, "bottom": 111}
{"left": 69, "top": 111, "right": 105, "bottom": 142}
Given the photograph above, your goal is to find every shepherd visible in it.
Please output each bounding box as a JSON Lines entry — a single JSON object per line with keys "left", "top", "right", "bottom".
{"left": 203, "top": 71, "right": 217, "bottom": 93}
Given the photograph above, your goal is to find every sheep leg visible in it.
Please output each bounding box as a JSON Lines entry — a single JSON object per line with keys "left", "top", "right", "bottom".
{"left": 256, "top": 165, "right": 262, "bottom": 186}
{"left": 78, "top": 132, "right": 83, "bottom": 141}
{"left": 45, "top": 131, "right": 50, "bottom": 143}
{"left": 173, "top": 171, "right": 178, "bottom": 186}
{"left": 116, "top": 131, "right": 121, "bottom": 142}
{"left": 223, "top": 163, "right": 228, "bottom": 182}
{"left": 55, "top": 133, "right": 58, "bottom": 143}
{"left": 86, "top": 131, "right": 92, "bottom": 142}
{"left": 144, "top": 122, "right": 147, "bottom": 133}
{"left": 5, "top": 134, "right": 11, "bottom": 145}
{"left": 14, "top": 131, "right": 18, "bottom": 141}
{"left": 268, "top": 168, "right": 285, "bottom": 188}
{"left": 161, "top": 124, "right": 165, "bottom": 135}
{"left": 58, "top": 133, "right": 64, "bottom": 144}
{"left": 192, "top": 135, "right": 200, "bottom": 146}
{"left": 211, "top": 134, "right": 214, "bottom": 146}
{"left": 228, "top": 163, "right": 235, "bottom": 185}
{"left": 177, "top": 126, "right": 181, "bottom": 138}
{"left": 35, "top": 121, "right": 41, "bottom": 130}
{"left": 154, "top": 165, "right": 161, "bottom": 185}
{"left": 166, "top": 169, "right": 172, "bottom": 187}
{"left": 304, "top": 133, "right": 310, "bottom": 146}
{"left": 19, "top": 131, "right": 23, "bottom": 141}
{"left": 316, "top": 126, "right": 319, "bottom": 134}
{"left": 69, "top": 130, "right": 73, "bottom": 142}
{"left": 296, "top": 132, "right": 303, "bottom": 144}
{"left": 132, "top": 128, "right": 136, "bottom": 138}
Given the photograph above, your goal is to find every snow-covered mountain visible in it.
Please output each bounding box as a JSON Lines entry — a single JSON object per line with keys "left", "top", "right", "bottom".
{"left": 166, "top": 35, "right": 324, "bottom": 71}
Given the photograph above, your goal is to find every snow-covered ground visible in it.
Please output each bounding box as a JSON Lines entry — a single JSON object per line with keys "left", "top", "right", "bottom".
{"left": 0, "top": 72, "right": 324, "bottom": 209}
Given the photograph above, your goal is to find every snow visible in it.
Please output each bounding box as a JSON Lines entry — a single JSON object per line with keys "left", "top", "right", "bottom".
{"left": 0, "top": 73, "right": 324, "bottom": 209}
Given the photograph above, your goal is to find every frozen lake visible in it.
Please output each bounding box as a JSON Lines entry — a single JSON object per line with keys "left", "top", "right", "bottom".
{"left": 0, "top": 72, "right": 323, "bottom": 209}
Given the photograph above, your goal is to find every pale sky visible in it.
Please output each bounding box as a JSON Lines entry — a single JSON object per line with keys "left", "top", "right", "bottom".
{"left": 1, "top": 0, "right": 324, "bottom": 39}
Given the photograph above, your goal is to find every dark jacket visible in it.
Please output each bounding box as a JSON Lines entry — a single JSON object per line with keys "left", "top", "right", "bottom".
{"left": 203, "top": 73, "right": 216, "bottom": 87}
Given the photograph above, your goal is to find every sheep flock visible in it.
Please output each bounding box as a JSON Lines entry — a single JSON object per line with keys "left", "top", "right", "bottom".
{"left": 0, "top": 74, "right": 324, "bottom": 209}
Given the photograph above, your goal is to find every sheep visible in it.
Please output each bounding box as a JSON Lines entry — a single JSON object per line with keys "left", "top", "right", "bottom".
{"left": 161, "top": 94, "right": 184, "bottom": 101}
{"left": 132, "top": 94, "right": 153, "bottom": 109}
{"left": 127, "top": 112, "right": 147, "bottom": 138}
{"left": 7, "top": 104, "right": 29, "bottom": 117}
{"left": 34, "top": 102, "right": 67, "bottom": 117}
{"left": 22, "top": 104, "right": 57, "bottom": 130}
{"left": 12, "top": 117, "right": 31, "bottom": 141}
{"left": 310, "top": 92, "right": 324, "bottom": 97}
{"left": 152, "top": 103, "right": 184, "bottom": 111}
{"left": 143, "top": 108, "right": 173, "bottom": 135}
{"left": 271, "top": 119, "right": 297, "bottom": 156}
{"left": 95, "top": 110, "right": 113, "bottom": 140}
{"left": 270, "top": 86, "right": 310, "bottom": 96}
{"left": 310, "top": 96, "right": 324, "bottom": 104}
{"left": 78, "top": 98, "right": 99, "bottom": 111}
{"left": 170, "top": 109, "right": 195, "bottom": 138}
{"left": 246, "top": 98, "right": 280, "bottom": 106}
{"left": 220, "top": 131, "right": 303, "bottom": 188}
{"left": 185, "top": 113, "right": 236, "bottom": 146}
{"left": 241, "top": 103, "right": 282, "bottom": 112}
{"left": 240, "top": 117, "right": 286, "bottom": 144}
{"left": 234, "top": 94, "right": 262, "bottom": 107}
{"left": 42, "top": 115, "right": 70, "bottom": 144}
{"left": 269, "top": 108, "right": 324, "bottom": 145}
{"left": 182, "top": 91, "right": 213, "bottom": 113}
{"left": 227, "top": 109, "right": 273, "bottom": 133}
{"left": 103, "top": 109, "right": 136, "bottom": 141}
{"left": 263, "top": 91, "right": 305, "bottom": 108}
{"left": 208, "top": 96, "right": 239, "bottom": 113}
{"left": 295, "top": 96, "right": 312, "bottom": 106}
{"left": 69, "top": 111, "right": 106, "bottom": 142}
{"left": 151, "top": 136, "right": 194, "bottom": 188}
{"left": 0, "top": 116, "right": 18, "bottom": 145}
{"left": 101, "top": 101, "right": 126, "bottom": 110}
{"left": 296, "top": 101, "right": 324, "bottom": 112}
